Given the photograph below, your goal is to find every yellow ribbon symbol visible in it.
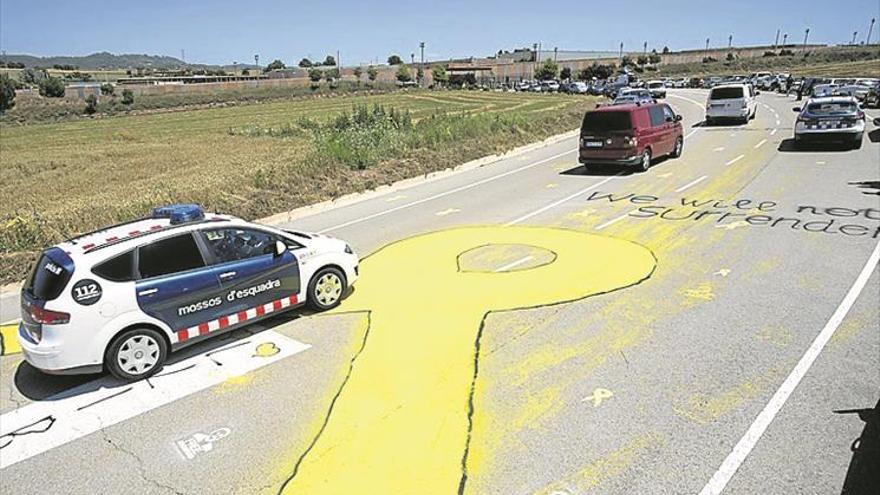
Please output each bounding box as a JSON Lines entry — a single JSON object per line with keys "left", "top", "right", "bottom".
{"left": 253, "top": 342, "right": 280, "bottom": 358}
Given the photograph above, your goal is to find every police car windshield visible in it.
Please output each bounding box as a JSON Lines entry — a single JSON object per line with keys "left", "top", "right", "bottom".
{"left": 27, "top": 253, "right": 72, "bottom": 300}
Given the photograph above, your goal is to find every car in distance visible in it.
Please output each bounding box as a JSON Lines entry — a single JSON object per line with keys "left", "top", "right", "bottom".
{"left": 646, "top": 80, "right": 666, "bottom": 99}
{"left": 864, "top": 82, "right": 880, "bottom": 108}
{"left": 705, "top": 83, "right": 757, "bottom": 124}
{"left": 811, "top": 83, "right": 839, "bottom": 98}
{"left": 568, "top": 81, "right": 589, "bottom": 94}
{"left": 793, "top": 96, "right": 866, "bottom": 149}
{"left": 613, "top": 89, "right": 654, "bottom": 105}
{"left": 579, "top": 102, "right": 684, "bottom": 172}
{"left": 17, "top": 204, "right": 359, "bottom": 381}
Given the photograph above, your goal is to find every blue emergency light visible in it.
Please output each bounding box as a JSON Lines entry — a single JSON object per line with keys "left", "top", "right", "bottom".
{"left": 151, "top": 204, "right": 205, "bottom": 224}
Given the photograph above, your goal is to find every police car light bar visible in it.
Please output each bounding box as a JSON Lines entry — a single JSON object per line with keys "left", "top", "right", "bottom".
{"left": 152, "top": 204, "right": 205, "bottom": 225}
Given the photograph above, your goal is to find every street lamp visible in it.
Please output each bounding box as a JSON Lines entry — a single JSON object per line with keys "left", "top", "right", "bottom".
{"left": 852, "top": 31, "right": 858, "bottom": 45}
{"left": 867, "top": 18, "right": 876, "bottom": 44}
{"left": 728, "top": 34, "right": 733, "bottom": 48}
{"left": 783, "top": 33, "right": 788, "bottom": 46}
{"left": 705, "top": 37, "right": 710, "bottom": 51}
{"left": 803, "top": 28, "right": 810, "bottom": 50}
{"left": 254, "top": 54, "right": 259, "bottom": 69}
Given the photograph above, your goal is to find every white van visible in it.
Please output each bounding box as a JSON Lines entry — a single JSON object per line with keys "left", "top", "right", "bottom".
{"left": 705, "top": 83, "right": 757, "bottom": 124}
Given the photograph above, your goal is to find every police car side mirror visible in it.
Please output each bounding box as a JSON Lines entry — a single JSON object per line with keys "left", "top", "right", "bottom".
{"left": 274, "top": 240, "right": 287, "bottom": 257}
{"left": 674, "top": 114, "right": 683, "bottom": 122}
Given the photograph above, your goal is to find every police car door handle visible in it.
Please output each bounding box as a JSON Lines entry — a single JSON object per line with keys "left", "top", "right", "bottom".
{"left": 138, "top": 288, "right": 158, "bottom": 296}
{"left": 219, "top": 271, "right": 237, "bottom": 279}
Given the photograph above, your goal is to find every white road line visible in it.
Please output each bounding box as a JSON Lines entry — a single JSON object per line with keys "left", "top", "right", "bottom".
{"left": 713, "top": 147, "right": 726, "bottom": 152}
{"left": 699, "top": 241, "right": 880, "bottom": 495}
{"left": 0, "top": 331, "right": 310, "bottom": 469}
{"left": 505, "top": 174, "right": 620, "bottom": 226}
{"left": 770, "top": 128, "right": 778, "bottom": 136}
{"left": 675, "top": 175, "right": 708, "bottom": 193}
{"left": 775, "top": 119, "right": 780, "bottom": 126}
{"left": 595, "top": 211, "right": 633, "bottom": 230}
{"left": 753, "top": 139, "right": 767, "bottom": 149}
{"left": 685, "top": 128, "right": 700, "bottom": 139}
{"left": 494, "top": 256, "right": 534, "bottom": 272}
{"left": 725, "top": 154, "right": 745, "bottom": 166}
{"left": 320, "top": 149, "right": 576, "bottom": 233}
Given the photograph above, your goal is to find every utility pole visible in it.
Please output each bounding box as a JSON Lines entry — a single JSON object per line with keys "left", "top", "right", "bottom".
{"left": 419, "top": 41, "right": 425, "bottom": 86}
{"left": 852, "top": 31, "right": 859, "bottom": 45}
{"left": 867, "top": 18, "right": 876, "bottom": 44}
{"left": 643, "top": 41, "right": 648, "bottom": 54}
{"left": 254, "top": 54, "right": 259, "bottom": 70}
{"left": 783, "top": 33, "right": 788, "bottom": 46}
{"left": 337, "top": 50, "right": 340, "bottom": 69}
{"left": 803, "top": 28, "right": 810, "bottom": 50}
{"left": 554, "top": 46, "right": 558, "bottom": 62}
{"left": 774, "top": 29, "right": 780, "bottom": 49}
{"left": 728, "top": 34, "right": 733, "bottom": 48}
{"left": 619, "top": 42, "right": 623, "bottom": 62}
{"left": 705, "top": 37, "right": 710, "bottom": 51}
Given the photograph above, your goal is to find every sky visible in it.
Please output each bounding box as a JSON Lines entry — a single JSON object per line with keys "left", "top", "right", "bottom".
{"left": 1, "top": 0, "right": 878, "bottom": 66}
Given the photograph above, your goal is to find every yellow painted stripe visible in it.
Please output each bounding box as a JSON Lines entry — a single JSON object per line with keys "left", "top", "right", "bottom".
{"left": 1, "top": 323, "right": 21, "bottom": 356}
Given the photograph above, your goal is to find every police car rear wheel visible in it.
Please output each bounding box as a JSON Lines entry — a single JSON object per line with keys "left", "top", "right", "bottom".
{"left": 106, "top": 328, "right": 168, "bottom": 381}
{"left": 307, "top": 267, "right": 346, "bottom": 311}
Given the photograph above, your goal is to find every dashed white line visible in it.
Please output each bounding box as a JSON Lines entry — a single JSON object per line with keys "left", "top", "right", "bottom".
{"left": 321, "top": 148, "right": 576, "bottom": 233}
{"left": 725, "top": 154, "right": 745, "bottom": 166}
{"left": 754, "top": 139, "right": 767, "bottom": 149}
{"left": 595, "top": 211, "right": 633, "bottom": 230}
{"left": 713, "top": 147, "right": 726, "bottom": 152}
{"left": 675, "top": 175, "right": 708, "bottom": 193}
{"left": 505, "top": 174, "right": 621, "bottom": 226}
{"left": 770, "top": 128, "right": 778, "bottom": 136}
{"left": 699, "top": 241, "right": 880, "bottom": 495}
{"left": 494, "top": 256, "right": 534, "bottom": 272}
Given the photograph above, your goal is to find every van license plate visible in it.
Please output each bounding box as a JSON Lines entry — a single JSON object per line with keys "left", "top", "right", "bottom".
{"left": 585, "top": 141, "right": 603, "bottom": 148}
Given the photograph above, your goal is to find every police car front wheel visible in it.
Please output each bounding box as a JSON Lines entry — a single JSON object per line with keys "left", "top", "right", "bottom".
{"left": 307, "top": 267, "right": 346, "bottom": 311}
{"left": 106, "top": 327, "right": 168, "bottom": 381}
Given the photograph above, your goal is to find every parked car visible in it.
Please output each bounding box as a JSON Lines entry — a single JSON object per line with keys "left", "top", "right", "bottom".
{"left": 705, "top": 76, "right": 724, "bottom": 88}
{"left": 646, "top": 80, "right": 666, "bottom": 99}
{"left": 16, "top": 204, "right": 359, "bottom": 380}
{"left": 578, "top": 102, "right": 684, "bottom": 172}
{"left": 613, "top": 89, "right": 654, "bottom": 105}
{"left": 515, "top": 81, "right": 530, "bottom": 92}
{"left": 540, "top": 80, "right": 560, "bottom": 92}
{"left": 689, "top": 77, "right": 705, "bottom": 88}
{"left": 793, "top": 96, "right": 865, "bottom": 149}
{"left": 705, "top": 83, "right": 757, "bottom": 124}
{"left": 569, "top": 81, "right": 589, "bottom": 94}
{"left": 864, "top": 82, "right": 880, "bottom": 108}
{"left": 811, "top": 84, "right": 840, "bottom": 98}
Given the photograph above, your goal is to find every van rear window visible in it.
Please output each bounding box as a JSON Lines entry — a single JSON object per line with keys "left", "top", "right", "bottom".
{"left": 582, "top": 111, "right": 632, "bottom": 132}
{"left": 27, "top": 251, "right": 73, "bottom": 301}
{"left": 710, "top": 87, "right": 744, "bottom": 99}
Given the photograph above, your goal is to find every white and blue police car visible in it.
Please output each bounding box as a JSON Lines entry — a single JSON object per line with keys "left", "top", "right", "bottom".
{"left": 18, "top": 204, "right": 358, "bottom": 381}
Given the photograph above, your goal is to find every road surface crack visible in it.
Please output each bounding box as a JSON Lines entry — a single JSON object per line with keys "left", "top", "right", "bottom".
{"left": 100, "top": 426, "right": 185, "bottom": 495}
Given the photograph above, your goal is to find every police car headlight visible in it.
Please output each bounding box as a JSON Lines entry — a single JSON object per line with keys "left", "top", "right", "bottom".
{"left": 344, "top": 244, "right": 354, "bottom": 254}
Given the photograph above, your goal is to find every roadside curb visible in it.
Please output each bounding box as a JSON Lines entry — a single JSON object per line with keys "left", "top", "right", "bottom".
{"left": 256, "top": 128, "right": 579, "bottom": 227}
{"left": 0, "top": 129, "right": 579, "bottom": 300}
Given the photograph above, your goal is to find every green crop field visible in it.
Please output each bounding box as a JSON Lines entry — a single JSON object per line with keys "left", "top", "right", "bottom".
{"left": 0, "top": 90, "right": 597, "bottom": 283}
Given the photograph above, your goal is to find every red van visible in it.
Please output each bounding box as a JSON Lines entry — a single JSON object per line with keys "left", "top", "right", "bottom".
{"left": 579, "top": 102, "right": 684, "bottom": 172}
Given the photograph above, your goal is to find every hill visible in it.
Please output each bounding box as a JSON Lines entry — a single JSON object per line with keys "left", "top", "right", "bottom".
{"left": 0, "top": 51, "right": 256, "bottom": 70}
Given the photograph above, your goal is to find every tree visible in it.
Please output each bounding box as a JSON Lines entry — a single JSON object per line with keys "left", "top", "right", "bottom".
{"left": 726, "top": 52, "right": 736, "bottom": 61}
{"left": 100, "top": 83, "right": 114, "bottom": 95}
{"left": 637, "top": 55, "right": 648, "bottom": 65}
{"left": 367, "top": 65, "right": 379, "bottom": 82}
{"left": 308, "top": 68, "right": 323, "bottom": 82}
{"left": 353, "top": 66, "right": 363, "bottom": 79}
{"left": 121, "top": 88, "right": 135, "bottom": 105}
{"left": 298, "top": 58, "right": 313, "bottom": 68}
{"left": 620, "top": 56, "right": 633, "bottom": 67}
{"left": 323, "top": 55, "right": 336, "bottom": 66}
{"left": 396, "top": 64, "right": 411, "bottom": 82}
{"left": 38, "top": 76, "right": 65, "bottom": 97}
{"left": 432, "top": 65, "right": 448, "bottom": 85}
{"left": 0, "top": 74, "right": 16, "bottom": 113}
{"left": 84, "top": 94, "right": 98, "bottom": 114}
{"left": 662, "top": 46, "right": 670, "bottom": 54}
{"left": 325, "top": 67, "right": 340, "bottom": 81}
{"left": 416, "top": 67, "right": 424, "bottom": 82}
{"left": 559, "top": 67, "right": 572, "bottom": 80}
{"left": 265, "top": 59, "right": 286, "bottom": 71}
{"left": 387, "top": 54, "right": 403, "bottom": 65}
{"left": 648, "top": 53, "right": 661, "bottom": 64}
{"left": 534, "top": 59, "right": 559, "bottom": 80}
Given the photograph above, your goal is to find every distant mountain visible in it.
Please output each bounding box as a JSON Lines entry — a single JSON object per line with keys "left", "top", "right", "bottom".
{"left": 0, "top": 52, "right": 256, "bottom": 70}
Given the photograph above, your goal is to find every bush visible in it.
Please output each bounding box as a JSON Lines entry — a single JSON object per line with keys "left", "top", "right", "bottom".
{"left": 559, "top": 67, "right": 571, "bottom": 80}
{"left": 38, "top": 77, "right": 65, "bottom": 97}
{"left": 432, "top": 65, "right": 448, "bottom": 85}
{"left": 396, "top": 65, "right": 411, "bottom": 82}
{"left": 367, "top": 66, "right": 379, "bottom": 82}
{"left": 763, "top": 51, "right": 778, "bottom": 57}
{"left": 308, "top": 68, "right": 322, "bottom": 82}
{"left": 387, "top": 55, "right": 403, "bottom": 65}
{"left": 0, "top": 74, "right": 15, "bottom": 113}
{"left": 84, "top": 94, "right": 98, "bottom": 114}
{"left": 265, "top": 59, "right": 286, "bottom": 71}
{"left": 637, "top": 55, "right": 648, "bottom": 65}
{"left": 702, "top": 56, "right": 718, "bottom": 63}
{"left": 648, "top": 53, "right": 661, "bottom": 64}
{"left": 726, "top": 52, "right": 736, "bottom": 61}
{"left": 100, "top": 83, "right": 114, "bottom": 95}
{"left": 535, "top": 59, "right": 559, "bottom": 80}
{"left": 121, "top": 88, "right": 135, "bottom": 105}
{"left": 779, "top": 49, "right": 794, "bottom": 56}
{"left": 323, "top": 55, "right": 336, "bottom": 66}
{"left": 299, "top": 58, "right": 313, "bottom": 68}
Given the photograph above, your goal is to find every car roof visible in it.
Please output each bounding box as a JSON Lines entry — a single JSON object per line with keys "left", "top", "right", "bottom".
{"left": 592, "top": 102, "right": 658, "bottom": 113}
{"left": 806, "top": 96, "right": 858, "bottom": 104}
{"left": 712, "top": 83, "right": 749, "bottom": 89}
{"left": 55, "top": 213, "right": 242, "bottom": 264}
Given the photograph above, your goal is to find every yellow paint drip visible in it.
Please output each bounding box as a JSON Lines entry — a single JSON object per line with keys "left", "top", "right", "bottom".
{"left": 1, "top": 324, "right": 21, "bottom": 355}
{"left": 281, "top": 226, "right": 656, "bottom": 494}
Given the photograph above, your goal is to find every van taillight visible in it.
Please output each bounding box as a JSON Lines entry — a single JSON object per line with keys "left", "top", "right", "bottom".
{"left": 29, "top": 306, "right": 70, "bottom": 325}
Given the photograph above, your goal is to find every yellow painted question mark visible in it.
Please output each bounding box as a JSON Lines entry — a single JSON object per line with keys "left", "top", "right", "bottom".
{"left": 281, "top": 226, "right": 656, "bottom": 494}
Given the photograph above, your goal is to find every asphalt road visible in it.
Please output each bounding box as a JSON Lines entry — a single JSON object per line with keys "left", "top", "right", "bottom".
{"left": 1, "top": 89, "right": 878, "bottom": 495}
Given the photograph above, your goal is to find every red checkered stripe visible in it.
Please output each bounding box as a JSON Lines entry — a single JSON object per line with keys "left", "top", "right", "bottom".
{"left": 172, "top": 294, "right": 299, "bottom": 344}
{"left": 81, "top": 225, "right": 165, "bottom": 251}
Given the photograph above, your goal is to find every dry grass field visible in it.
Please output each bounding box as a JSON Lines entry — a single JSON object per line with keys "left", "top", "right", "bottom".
{"left": 0, "top": 90, "right": 597, "bottom": 282}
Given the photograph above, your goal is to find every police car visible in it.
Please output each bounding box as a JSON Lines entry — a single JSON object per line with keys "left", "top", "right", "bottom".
{"left": 18, "top": 204, "right": 358, "bottom": 381}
